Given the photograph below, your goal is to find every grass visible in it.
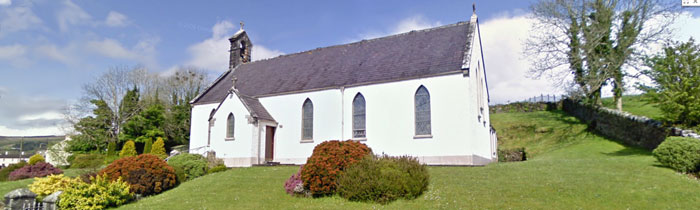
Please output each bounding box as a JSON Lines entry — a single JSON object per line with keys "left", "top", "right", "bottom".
{"left": 113, "top": 110, "right": 700, "bottom": 209}
{"left": 601, "top": 94, "right": 663, "bottom": 120}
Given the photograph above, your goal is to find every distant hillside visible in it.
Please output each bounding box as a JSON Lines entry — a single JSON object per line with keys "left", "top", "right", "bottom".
{"left": 0, "top": 135, "right": 65, "bottom": 155}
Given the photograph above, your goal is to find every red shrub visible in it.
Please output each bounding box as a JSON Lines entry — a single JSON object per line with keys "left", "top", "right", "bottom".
{"left": 99, "top": 154, "right": 177, "bottom": 195}
{"left": 301, "top": 140, "right": 371, "bottom": 196}
{"left": 284, "top": 166, "right": 304, "bottom": 196}
{"left": 9, "top": 162, "right": 62, "bottom": 181}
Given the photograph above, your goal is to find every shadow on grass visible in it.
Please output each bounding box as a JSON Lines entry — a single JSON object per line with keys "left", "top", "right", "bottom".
{"left": 603, "top": 146, "right": 651, "bottom": 157}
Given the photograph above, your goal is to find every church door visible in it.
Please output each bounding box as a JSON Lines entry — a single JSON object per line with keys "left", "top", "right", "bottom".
{"left": 265, "top": 126, "right": 276, "bottom": 162}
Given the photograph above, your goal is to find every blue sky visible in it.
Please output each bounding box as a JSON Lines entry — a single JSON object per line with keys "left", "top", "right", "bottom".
{"left": 0, "top": 0, "right": 698, "bottom": 135}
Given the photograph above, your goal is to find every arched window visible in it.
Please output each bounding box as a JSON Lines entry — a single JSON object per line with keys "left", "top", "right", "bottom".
{"left": 302, "top": 98, "right": 313, "bottom": 140}
{"left": 353, "top": 93, "right": 366, "bottom": 138}
{"left": 414, "top": 86, "right": 431, "bottom": 136}
{"left": 226, "top": 113, "right": 235, "bottom": 139}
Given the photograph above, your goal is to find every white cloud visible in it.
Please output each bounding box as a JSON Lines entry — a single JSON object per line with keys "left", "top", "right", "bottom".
{"left": 356, "top": 15, "right": 442, "bottom": 41}
{"left": 35, "top": 44, "right": 76, "bottom": 64}
{"left": 0, "top": 0, "right": 11, "bottom": 6}
{"left": 0, "top": 44, "right": 26, "bottom": 60}
{"left": 479, "top": 14, "right": 562, "bottom": 104}
{"left": 105, "top": 11, "right": 128, "bottom": 27}
{"left": 56, "top": 0, "right": 92, "bottom": 32}
{"left": 84, "top": 37, "right": 159, "bottom": 66}
{"left": 0, "top": 87, "right": 68, "bottom": 136}
{"left": 185, "top": 20, "right": 284, "bottom": 71}
{"left": 0, "top": 6, "right": 42, "bottom": 36}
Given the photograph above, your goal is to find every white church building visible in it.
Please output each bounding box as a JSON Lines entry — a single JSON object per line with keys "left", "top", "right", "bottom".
{"left": 189, "top": 11, "right": 497, "bottom": 167}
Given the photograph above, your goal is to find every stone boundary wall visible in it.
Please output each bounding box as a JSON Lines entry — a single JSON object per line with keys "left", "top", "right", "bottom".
{"left": 561, "top": 98, "right": 700, "bottom": 150}
{"left": 489, "top": 102, "right": 560, "bottom": 114}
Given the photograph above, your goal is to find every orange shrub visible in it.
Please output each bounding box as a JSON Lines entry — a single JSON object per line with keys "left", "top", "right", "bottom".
{"left": 99, "top": 154, "right": 177, "bottom": 195}
{"left": 301, "top": 140, "right": 371, "bottom": 196}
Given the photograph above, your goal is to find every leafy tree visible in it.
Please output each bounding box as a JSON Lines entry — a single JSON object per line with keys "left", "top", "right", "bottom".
{"left": 106, "top": 141, "right": 117, "bottom": 156}
{"left": 640, "top": 39, "right": 700, "bottom": 127}
{"left": 121, "top": 101, "right": 166, "bottom": 144}
{"left": 68, "top": 99, "right": 113, "bottom": 152}
{"left": 119, "top": 140, "right": 137, "bottom": 158}
{"left": 526, "top": 0, "right": 676, "bottom": 107}
{"left": 150, "top": 137, "right": 167, "bottom": 159}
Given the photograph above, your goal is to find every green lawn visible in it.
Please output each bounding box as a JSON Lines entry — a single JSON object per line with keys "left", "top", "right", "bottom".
{"left": 601, "top": 95, "right": 663, "bottom": 120}
{"left": 114, "top": 110, "right": 700, "bottom": 209}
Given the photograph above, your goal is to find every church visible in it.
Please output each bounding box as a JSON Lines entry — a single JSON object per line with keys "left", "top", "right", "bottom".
{"left": 189, "top": 10, "right": 497, "bottom": 167}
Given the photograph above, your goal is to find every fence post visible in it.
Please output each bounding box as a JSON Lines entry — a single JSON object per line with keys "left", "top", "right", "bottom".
{"left": 42, "top": 191, "right": 62, "bottom": 210}
{"left": 4, "top": 188, "right": 36, "bottom": 210}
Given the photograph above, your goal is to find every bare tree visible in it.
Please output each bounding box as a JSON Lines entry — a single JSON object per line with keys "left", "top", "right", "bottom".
{"left": 526, "top": 0, "right": 677, "bottom": 109}
{"left": 81, "top": 66, "right": 146, "bottom": 144}
{"left": 161, "top": 66, "right": 209, "bottom": 105}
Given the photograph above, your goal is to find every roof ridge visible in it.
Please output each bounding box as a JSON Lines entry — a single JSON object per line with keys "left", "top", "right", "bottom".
{"left": 246, "top": 21, "right": 471, "bottom": 64}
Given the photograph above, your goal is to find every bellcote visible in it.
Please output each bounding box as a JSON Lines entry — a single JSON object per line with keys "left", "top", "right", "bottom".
{"left": 229, "top": 22, "right": 252, "bottom": 70}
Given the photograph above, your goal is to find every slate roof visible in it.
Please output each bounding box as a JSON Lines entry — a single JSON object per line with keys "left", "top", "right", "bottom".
{"left": 238, "top": 94, "right": 275, "bottom": 122}
{"left": 192, "top": 21, "right": 476, "bottom": 121}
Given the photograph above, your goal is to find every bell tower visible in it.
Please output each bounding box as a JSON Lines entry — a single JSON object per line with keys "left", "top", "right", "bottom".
{"left": 229, "top": 21, "right": 253, "bottom": 70}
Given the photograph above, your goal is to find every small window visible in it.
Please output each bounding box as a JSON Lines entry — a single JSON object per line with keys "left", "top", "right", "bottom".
{"left": 302, "top": 98, "right": 313, "bottom": 140}
{"left": 415, "top": 86, "right": 431, "bottom": 136}
{"left": 226, "top": 113, "right": 235, "bottom": 139}
{"left": 353, "top": 93, "right": 366, "bottom": 138}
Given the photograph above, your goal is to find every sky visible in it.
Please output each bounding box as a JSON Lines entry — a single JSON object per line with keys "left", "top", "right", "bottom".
{"left": 0, "top": 0, "right": 699, "bottom": 136}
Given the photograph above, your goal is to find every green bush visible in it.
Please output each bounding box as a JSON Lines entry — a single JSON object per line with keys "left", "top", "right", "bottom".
{"left": 652, "top": 137, "right": 700, "bottom": 173}
{"left": 337, "top": 155, "right": 429, "bottom": 204}
{"left": 120, "top": 140, "right": 137, "bottom": 158}
{"left": 103, "top": 155, "right": 120, "bottom": 165}
{"left": 70, "top": 154, "right": 105, "bottom": 169}
{"left": 151, "top": 137, "right": 167, "bottom": 159}
{"left": 143, "top": 138, "right": 153, "bottom": 154}
{"left": 0, "top": 161, "right": 27, "bottom": 181}
{"left": 171, "top": 165, "right": 186, "bottom": 184}
{"left": 498, "top": 147, "right": 527, "bottom": 162}
{"left": 59, "top": 175, "right": 133, "bottom": 210}
{"left": 167, "top": 153, "right": 208, "bottom": 181}
{"left": 301, "top": 140, "right": 372, "bottom": 196}
{"left": 29, "top": 154, "right": 45, "bottom": 165}
{"left": 208, "top": 164, "right": 227, "bottom": 174}
{"left": 107, "top": 141, "right": 117, "bottom": 156}
{"left": 28, "top": 174, "right": 76, "bottom": 200}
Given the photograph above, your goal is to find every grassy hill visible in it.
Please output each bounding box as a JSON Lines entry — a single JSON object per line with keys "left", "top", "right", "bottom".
{"left": 601, "top": 94, "right": 663, "bottom": 121}
{"left": 114, "top": 110, "right": 700, "bottom": 209}
{"left": 0, "top": 135, "right": 64, "bottom": 155}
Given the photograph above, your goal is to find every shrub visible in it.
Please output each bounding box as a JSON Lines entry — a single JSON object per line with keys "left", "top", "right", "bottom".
{"left": 143, "top": 138, "right": 153, "bottom": 154}
{"left": 28, "top": 174, "right": 76, "bottom": 200}
{"left": 70, "top": 154, "right": 105, "bottom": 169}
{"left": 119, "top": 140, "right": 137, "bottom": 158}
{"left": 171, "top": 165, "right": 186, "bottom": 184}
{"left": 301, "top": 140, "right": 372, "bottom": 196}
{"left": 79, "top": 171, "right": 98, "bottom": 183}
{"left": 0, "top": 161, "right": 27, "bottom": 181}
{"left": 284, "top": 166, "right": 308, "bottom": 196}
{"left": 103, "top": 155, "right": 120, "bottom": 165}
{"left": 29, "top": 154, "right": 45, "bottom": 165}
{"left": 100, "top": 154, "right": 177, "bottom": 195}
{"left": 498, "top": 147, "right": 527, "bottom": 162}
{"left": 652, "top": 137, "right": 700, "bottom": 173}
{"left": 208, "top": 164, "right": 228, "bottom": 174}
{"left": 59, "top": 175, "right": 133, "bottom": 210}
{"left": 167, "top": 153, "right": 208, "bottom": 181}
{"left": 9, "top": 162, "right": 63, "bottom": 181}
{"left": 337, "top": 155, "right": 429, "bottom": 204}
{"left": 107, "top": 141, "right": 117, "bottom": 156}
{"left": 151, "top": 137, "right": 167, "bottom": 159}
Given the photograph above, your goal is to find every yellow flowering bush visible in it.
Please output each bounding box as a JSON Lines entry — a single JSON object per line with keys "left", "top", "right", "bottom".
{"left": 59, "top": 175, "right": 133, "bottom": 210}
{"left": 28, "top": 174, "right": 76, "bottom": 200}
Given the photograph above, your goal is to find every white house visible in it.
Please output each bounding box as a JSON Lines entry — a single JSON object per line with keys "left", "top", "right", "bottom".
{"left": 189, "top": 11, "right": 497, "bottom": 167}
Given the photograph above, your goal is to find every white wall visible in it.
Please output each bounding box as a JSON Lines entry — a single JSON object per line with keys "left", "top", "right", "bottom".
{"left": 258, "top": 89, "right": 343, "bottom": 164}
{"left": 190, "top": 103, "right": 218, "bottom": 154}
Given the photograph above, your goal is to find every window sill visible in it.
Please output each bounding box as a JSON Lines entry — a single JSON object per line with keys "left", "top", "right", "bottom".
{"left": 225, "top": 137, "right": 235, "bottom": 141}
{"left": 300, "top": 139, "right": 314, "bottom": 143}
{"left": 352, "top": 137, "right": 367, "bottom": 142}
{"left": 413, "top": 135, "right": 433, "bottom": 139}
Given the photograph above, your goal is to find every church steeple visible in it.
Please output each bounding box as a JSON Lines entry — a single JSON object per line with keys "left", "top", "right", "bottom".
{"left": 229, "top": 21, "right": 252, "bottom": 71}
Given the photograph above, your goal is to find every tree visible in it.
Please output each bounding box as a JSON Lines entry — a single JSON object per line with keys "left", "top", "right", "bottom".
{"left": 121, "top": 100, "right": 166, "bottom": 144}
{"left": 68, "top": 99, "right": 113, "bottom": 152}
{"left": 526, "top": 0, "right": 676, "bottom": 108}
{"left": 82, "top": 66, "right": 146, "bottom": 145}
{"left": 143, "top": 138, "right": 153, "bottom": 154}
{"left": 150, "top": 137, "right": 167, "bottom": 159}
{"left": 162, "top": 67, "right": 208, "bottom": 147}
{"left": 119, "top": 140, "right": 137, "bottom": 158}
{"left": 640, "top": 39, "right": 700, "bottom": 126}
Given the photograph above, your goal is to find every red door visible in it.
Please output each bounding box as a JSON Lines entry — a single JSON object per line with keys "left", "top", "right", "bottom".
{"left": 265, "top": 126, "right": 275, "bottom": 162}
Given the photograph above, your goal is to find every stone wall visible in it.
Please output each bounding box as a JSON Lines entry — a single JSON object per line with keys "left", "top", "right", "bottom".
{"left": 489, "top": 102, "right": 560, "bottom": 114}
{"left": 561, "top": 98, "right": 700, "bottom": 150}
